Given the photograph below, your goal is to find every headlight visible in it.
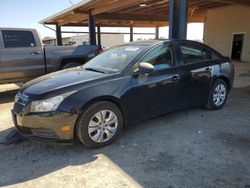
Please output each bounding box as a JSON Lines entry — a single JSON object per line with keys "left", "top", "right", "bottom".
{"left": 30, "top": 92, "right": 75, "bottom": 113}
{"left": 30, "top": 95, "right": 64, "bottom": 112}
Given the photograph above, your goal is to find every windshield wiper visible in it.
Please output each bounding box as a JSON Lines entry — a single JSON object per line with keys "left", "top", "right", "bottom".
{"left": 85, "top": 67, "right": 106, "bottom": 74}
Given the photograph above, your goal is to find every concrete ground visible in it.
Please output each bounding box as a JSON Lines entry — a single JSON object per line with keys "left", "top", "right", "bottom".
{"left": 0, "top": 62, "right": 250, "bottom": 188}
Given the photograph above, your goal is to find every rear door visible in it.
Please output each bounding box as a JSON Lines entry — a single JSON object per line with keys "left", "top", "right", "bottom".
{"left": 177, "top": 42, "right": 216, "bottom": 104}
{"left": 1, "top": 30, "right": 45, "bottom": 81}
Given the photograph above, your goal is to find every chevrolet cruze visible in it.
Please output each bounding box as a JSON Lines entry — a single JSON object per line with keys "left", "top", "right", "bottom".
{"left": 12, "top": 40, "right": 234, "bottom": 148}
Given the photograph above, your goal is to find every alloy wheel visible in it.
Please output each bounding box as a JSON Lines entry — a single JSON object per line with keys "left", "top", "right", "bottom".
{"left": 213, "top": 84, "right": 226, "bottom": 106}
{"left": 88, "top": 110, "right": 118, "bottom": 143}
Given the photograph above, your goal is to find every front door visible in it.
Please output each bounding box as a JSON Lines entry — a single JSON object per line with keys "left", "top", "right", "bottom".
{"left": 1, "top": 30, "right": 45, "bottom": 81}
{"left": 125, "top": 43, "right": 186, "bottom": 122}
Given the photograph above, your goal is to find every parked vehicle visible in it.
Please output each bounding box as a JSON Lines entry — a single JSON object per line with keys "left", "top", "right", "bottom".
{"left": 0, "top": 28, "right": 102, "bottom": 84}
{"left": 12, "top": 40, "right": 234, "bottom": 148}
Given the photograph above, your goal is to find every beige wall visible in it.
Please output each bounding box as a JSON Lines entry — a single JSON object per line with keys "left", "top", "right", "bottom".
{"left": 204, "top": 5, "right": 250, "bottom": 62}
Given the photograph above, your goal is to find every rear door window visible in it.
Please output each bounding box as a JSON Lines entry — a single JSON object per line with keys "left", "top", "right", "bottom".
{"left": 2, "top": 30, "right": 36, "bottom": 48}
{"left": 179, "top": 44, "right": 212, "bottom": 65}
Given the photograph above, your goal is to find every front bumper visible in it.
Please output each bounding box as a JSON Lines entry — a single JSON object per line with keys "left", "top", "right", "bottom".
{"left": 12, "top": 109, "right": 78, "bottom": 143}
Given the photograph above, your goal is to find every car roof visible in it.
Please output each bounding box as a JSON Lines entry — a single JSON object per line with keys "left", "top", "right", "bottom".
{"left": 124, "top": 40, "right": 166, "bottom": 46}
{"left": 0, "top": 27, "right": 37, "bottom": 32}
{"left": 123, "top": 39, "right": 204, "bottom": 47}
{"left": 120, "top": 39, "right": 223, "bottom": 57}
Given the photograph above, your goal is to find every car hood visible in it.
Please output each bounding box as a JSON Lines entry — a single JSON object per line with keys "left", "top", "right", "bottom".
{"left": 21, "top": 67, "right": 108, "bottom": 95}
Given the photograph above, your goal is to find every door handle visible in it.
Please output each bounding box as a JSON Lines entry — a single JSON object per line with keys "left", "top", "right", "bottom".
{"left": 30, "top": 51, "right": 41, "bottom": 55}
{"left": 205, "top": 67, "right": 211, "bottom": 72}
{"left": 171, "top": 75, "right": 180, "bottom": 81}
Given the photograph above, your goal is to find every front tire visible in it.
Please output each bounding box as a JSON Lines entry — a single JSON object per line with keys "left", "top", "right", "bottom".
{"left": 206, "top": 79, "right": 228, "bottom": 110}
{"left": 76, "top": 101, "right": 123, "bottom": 149}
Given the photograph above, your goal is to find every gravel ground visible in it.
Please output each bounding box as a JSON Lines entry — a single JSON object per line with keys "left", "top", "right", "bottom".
{"left": 0, "top": 62, "right": 250, "bottom": 188}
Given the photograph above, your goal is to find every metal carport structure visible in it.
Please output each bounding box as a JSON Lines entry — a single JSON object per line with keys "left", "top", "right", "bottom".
{"left": 40, "top": 0, "right": 250, "bottom": 46}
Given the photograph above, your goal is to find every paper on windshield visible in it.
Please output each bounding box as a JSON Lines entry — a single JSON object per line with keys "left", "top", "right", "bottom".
{"left": 124, "top": 47, "right": 140, "bottom": 52}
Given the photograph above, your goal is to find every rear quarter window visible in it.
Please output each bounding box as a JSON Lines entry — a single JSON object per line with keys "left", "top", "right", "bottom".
{"left": 180, "top": 43, "right": 221, "bottom": 65}
{"left": 2, "top": 30, "right": 36, "bottom": 48}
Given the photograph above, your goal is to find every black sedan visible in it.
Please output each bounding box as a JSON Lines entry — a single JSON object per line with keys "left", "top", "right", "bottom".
{"left": 12, "top": 40, "right": 234, "bottom": 148}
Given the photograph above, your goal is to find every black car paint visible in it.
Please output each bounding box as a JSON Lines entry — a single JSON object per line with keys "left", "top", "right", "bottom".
{"left": 12, "top": 40, "right": 234, "bottom": 142}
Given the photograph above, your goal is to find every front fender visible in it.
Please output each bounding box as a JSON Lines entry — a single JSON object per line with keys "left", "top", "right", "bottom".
{"left": 57, "top": 76, "right": 131, "bottom": 116}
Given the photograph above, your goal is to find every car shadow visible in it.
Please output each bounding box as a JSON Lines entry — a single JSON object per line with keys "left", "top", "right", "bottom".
{"left": 0, "top": 139, "right": 132, "bottom": 186}
{"left": 0, "top": 107, "right": 183, "bottom": 187}
{"left": 0, "top": 137, "right": 98, "bottom": 186}
{"left": 0, "top": 105, "right": 200, "bottom": 187}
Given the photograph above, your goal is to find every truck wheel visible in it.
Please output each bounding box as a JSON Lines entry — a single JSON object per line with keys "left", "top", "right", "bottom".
{"left": 62, "top": 62, "right": 82, "bottom": 69}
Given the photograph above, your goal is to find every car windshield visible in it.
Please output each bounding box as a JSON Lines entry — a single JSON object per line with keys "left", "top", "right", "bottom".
{"left": 83, "top": 46, "right": 147, "bottom": 73}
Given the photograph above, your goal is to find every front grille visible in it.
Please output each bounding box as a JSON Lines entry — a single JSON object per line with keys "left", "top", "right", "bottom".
{"left": 15, "top": 92, "right": 29, "bottom": 105}
{"left": 20, "top": 93, "right": 29, "bottom": 101}
{"left": 13, "top": 92, "right": 31, "bottom": 115}
{"left": 15, "top": 92, "right": 28, "bottom": 101}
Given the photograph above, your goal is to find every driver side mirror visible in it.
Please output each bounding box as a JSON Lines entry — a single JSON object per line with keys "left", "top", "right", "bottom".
{"left": 133, "top": 62, "right": 155, "bottom": 75}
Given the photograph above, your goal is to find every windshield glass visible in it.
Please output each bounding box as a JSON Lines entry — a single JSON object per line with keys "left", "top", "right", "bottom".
{"left": 83, "top": 46, "right": 147, "bottom": 73}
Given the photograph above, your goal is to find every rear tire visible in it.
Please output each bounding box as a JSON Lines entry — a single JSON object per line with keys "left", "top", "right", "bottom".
{"left": 76, "top": 101, "right": 123, "bottom": 149}
{"left": 62, "top": 62, "right": 82, "bottom": 69}
{"left": 206, "top": 79, "right": 228, "bottom": 110}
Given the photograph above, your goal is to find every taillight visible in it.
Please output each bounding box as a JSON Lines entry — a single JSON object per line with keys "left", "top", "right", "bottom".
{"left": 98, "top": 48, "right": 103, "bottom": 54}
{"left": 229, "top": 59, "right": 235, "bottom": 67}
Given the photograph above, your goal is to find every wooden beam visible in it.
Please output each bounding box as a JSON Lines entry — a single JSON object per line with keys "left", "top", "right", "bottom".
{"left": 96, "top": 12, "right": 204, "bottom": 22}
{"left": 42, "top": 0, "right": 246, "bottom": 26}
{"left": 96, "top": 19, "right": 168, "bottom": 27}
{"left": 60, "top": 30, "right": 156, "bottom": 35}
{"left": 210, "top": 0, "right": 250, "bottom": 5}
{"left": 96, "top": 13, "right": 169, "bottom": 22}
{"left": 61, "top": 12, "right": 205, "bottom": 28}
{"left": 92, "top": 0, "right": 138, "bottom": 15}
{"left": 58, "top": 13, "right": 88, "bottom": 26}
{"left": 121, "top": 0, "right": 169, "bottom": 14}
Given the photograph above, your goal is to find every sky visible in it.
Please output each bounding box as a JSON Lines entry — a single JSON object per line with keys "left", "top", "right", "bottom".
{"left": 0, "top": 0, "right": 204, "bottom": 42}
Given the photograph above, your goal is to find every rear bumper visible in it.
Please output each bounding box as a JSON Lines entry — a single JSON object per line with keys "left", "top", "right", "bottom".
{"left": 12, "top": 110, "right": 78, "bottom": 143}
